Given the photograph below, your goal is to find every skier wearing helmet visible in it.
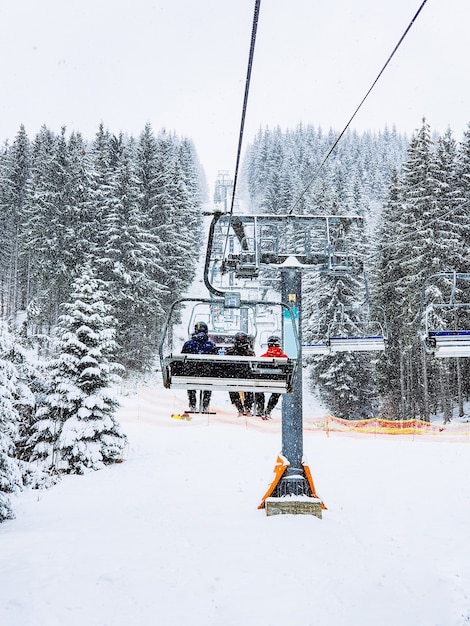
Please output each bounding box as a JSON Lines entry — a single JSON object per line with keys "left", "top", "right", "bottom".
{"left": 181, "top": 321, "right": 218, "bottom": 412}
{"left": 225, "top": 331, "right": 263, "bottom": 416}
{"left": 257, "top": 335, "right": 288, "bottom": 419}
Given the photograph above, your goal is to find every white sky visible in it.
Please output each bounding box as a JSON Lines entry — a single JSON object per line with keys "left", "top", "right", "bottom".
{"left": 0, "top": 0, "right": 469, "bottom": 190}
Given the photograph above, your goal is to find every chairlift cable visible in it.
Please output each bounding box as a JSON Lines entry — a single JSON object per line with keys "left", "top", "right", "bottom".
{"left": 229, "top": 0, "right": 261, "bottom": 216}
{"left": 218, "top": 0, "right": 261, "bottom": 268}
{"left": 288, "top": 0, "right": 429, "bottom": 215}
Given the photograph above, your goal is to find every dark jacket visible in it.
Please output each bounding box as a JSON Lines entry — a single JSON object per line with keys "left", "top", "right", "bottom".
{"left": 182, "top": 331, "right": 218, "bottom": 355}
{"left": 225, "top": 344, "right": 256, "bottom": 357}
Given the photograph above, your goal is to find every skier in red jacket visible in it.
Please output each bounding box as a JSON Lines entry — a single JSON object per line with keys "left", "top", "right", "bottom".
{"left": 257, "top": 335, "right": 288, "bottom": 418}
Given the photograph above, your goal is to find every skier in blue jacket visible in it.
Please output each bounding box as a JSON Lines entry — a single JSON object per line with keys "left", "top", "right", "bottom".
{"left": 181, "top": 321, "right": 218, "bottom": 412}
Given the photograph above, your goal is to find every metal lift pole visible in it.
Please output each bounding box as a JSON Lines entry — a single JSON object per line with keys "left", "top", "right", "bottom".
{"left": 260, "top": 266, "right": 324, "bottom": 516}
{"left": 277, "top": 268, "right": 310, "bottom": 497}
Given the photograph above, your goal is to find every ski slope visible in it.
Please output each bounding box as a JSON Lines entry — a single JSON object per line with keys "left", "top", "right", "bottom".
{"left": 1, "top": 379, "right": 470, "bottom": 626}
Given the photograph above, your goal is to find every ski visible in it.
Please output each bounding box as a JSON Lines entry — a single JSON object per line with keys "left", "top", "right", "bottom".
{"left": 171, "top": 413, "right": 192, "bottom": 421}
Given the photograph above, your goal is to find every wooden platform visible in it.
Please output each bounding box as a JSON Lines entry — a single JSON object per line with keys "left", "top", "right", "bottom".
{"left": 265, "top": 497, "right": 323, "bottom": 518}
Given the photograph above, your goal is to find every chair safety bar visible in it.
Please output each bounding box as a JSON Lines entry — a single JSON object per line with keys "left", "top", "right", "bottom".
{"left": 426, "top": 331, "right": 470, "bottom": 357}
{"left": 329, "top": 336, "right": 386, "bottom": 352}
{"left": 162, "top": 353, "right": 296, "bottom": 393}
{"left": 301, "top": 343, "right": 331, "bottom": 356}
{"left": 302, "top": 335, "right": 386, "bottom": 355}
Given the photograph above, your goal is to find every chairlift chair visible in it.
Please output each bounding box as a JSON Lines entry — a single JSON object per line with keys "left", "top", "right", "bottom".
{"left": 420, "top": 273, "right": 470, "bottom": 358}
{"left": 426, "top": 330, "right": 470, "bottom": 357}
{"left": 302, "top": 303, "right": 387, "bottom": 355}
{"left": 159, "top": 297, "right": 299, "bottom": 393}
{"left": 302, "top": 333, "right": 385, "bottom": 356}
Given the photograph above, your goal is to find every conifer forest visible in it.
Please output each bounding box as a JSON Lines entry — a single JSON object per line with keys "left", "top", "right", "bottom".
{"left": 2, "top": 117, "right": 470, "bottom": 520}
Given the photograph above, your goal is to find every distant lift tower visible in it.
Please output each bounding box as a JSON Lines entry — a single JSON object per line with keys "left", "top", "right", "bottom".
{"left": 213, "top": 171, "right": 234, "bottom": 213}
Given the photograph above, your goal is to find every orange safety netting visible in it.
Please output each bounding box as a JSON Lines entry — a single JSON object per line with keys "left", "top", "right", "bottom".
{"left": 304, "top": 414, "right": 470, "bottom": 439}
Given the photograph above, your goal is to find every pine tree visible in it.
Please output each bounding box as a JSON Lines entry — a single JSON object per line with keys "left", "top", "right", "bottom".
{"left": 306, "top": 220, "right": 377, "bottom": 419}
{"left": 0, "top": 323, "right": 22, "bottom": 521}
{"left": 8, "top": 327, "right": 49, "bottom": 482}
{"left": 31, "top": 264, "right": 126, "bottom": 474}
{"left": 374, "top": 119, "right": 458, "bottom": 421}
{"left": 454, "top": 124, "right": 470, "bottom": 405}
{"left": 301, "top": 173, "right": 377, "bottom": 418}
{"left": 96, "top": 142, "right": 168, "bottom": 369}
{"left": 150, "top": 130, "right": 202, "bottom": 301}
{"left": 0, "top": 126, "right": 32, "bottom": 319}
{"left": 374, "top": 170, "right": 408, "bottom": 418}
{"left": 21, "top": 126, "right": 61, "bottom": 330}
{"left": 456, "top": 124, "right": 470, "bottom": 236}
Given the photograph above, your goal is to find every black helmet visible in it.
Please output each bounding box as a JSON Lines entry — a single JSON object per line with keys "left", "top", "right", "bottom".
{"left": 234, "top": 331, "right": 249, "bottom": 347}
{"left": 267, "top": 335, "right": 281, "bottom": 347}
{"left": 194, "top": 321, "right": 208, "bottom": 334}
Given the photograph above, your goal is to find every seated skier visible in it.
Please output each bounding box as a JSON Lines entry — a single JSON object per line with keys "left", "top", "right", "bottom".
{"left": 181, "top": 321, "right": 218, "bottom": 413}
{"left": 256, "top": 335, "right": 288, "bottom": 419}
{"left": 225, "top": 331, "right": 264, "bottom": 416}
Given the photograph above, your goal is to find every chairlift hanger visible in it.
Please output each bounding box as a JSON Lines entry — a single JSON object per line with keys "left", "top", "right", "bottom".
{"left": 203, "top": 212, "right": 364, "bottom": 298}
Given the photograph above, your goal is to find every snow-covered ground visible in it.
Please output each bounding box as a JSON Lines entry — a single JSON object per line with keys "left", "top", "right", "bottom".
{"left": 2, "top": 377, "right": 470, "bottom": 626}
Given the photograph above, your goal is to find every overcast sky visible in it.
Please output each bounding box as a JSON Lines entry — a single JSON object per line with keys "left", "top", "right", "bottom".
{"left": 0, "top": 0, "right": 468, "bottom": 190}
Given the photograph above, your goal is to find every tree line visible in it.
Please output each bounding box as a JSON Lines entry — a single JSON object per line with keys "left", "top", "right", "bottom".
{"left": 0, "top": 122, "right": 205, "bottom": 520}
{"left": 0, "top": 122, "right": 205, "bottom": 369}
{"left": 243, "top": 120, "right": 470, "bottom": 422}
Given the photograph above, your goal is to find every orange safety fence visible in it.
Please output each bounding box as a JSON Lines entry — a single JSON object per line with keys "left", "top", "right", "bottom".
{"left": 304, "top": 413, "right": 470, "bottom": 440}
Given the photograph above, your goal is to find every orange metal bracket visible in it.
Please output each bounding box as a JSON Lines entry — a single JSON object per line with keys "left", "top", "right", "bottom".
{"left": 258, "top": 455, "right": 290, "bottom": 509}
{"left": 258, "top": 455, "right": 327, "bottom": 510}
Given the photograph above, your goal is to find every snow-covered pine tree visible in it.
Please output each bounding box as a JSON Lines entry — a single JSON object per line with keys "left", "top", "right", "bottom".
{"left": 374, "top": 170, "right": 408, "bottom": 419}
{"left": 393, "top": 120, "right": 437, "bottom": 420}
{"left": 96, "top": 140, "right": 168, "bottom": 369}
{"left": 0, "top": 125, "right": 32, "bottom": 319}
{"left": 21, "top": 127, "right": 62, "bottom": 332}
{"left": 456, "top": 124, "right": 470, "bottom": 250}
{"left": 302, "top": 175, "right": 377, "bottom": 418}
{"left": 259, "top": 128, "right": 301, "bottom": 215}
{"left": 149, "top": 129, "right": 203, "bottom": 300}
{"left": 6, "top": 325, "right": 50, "bottom": 485}
{"left": 0, "top": 323, "right": 22, "bottom": 521}
{"left": 375, "top": 119, "right": 459, "bottom": 421}
{"left": 310, "top": 230, "right": 377, "bottom": 418}
{"left": 177, "top": 136, "right": 207, "bottom": 211}
{"left": 426, "top": 128, "right": 462, "bottom": 422}
{"left": 31, "top": 263, "right": 126, "bottom": 474}
{"left": 85, "top": 125, "right": 124, "bottom": 276}
{"left": 244, "top": 127, "right": 276, "bottom": 209}
{"left": 454, "top": 124, "right": 470, "bottom": 408}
